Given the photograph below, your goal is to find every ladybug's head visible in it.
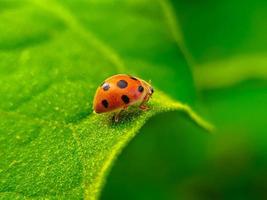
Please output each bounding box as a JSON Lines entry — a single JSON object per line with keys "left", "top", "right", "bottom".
{"left": 149, "top": 86, "right": 154, "bottom": 95}
{"left": 147, "top": 80, "right": 154, "bottom": 95}
{"left": 141, "top": 79, "right": 154, "bottom": 97}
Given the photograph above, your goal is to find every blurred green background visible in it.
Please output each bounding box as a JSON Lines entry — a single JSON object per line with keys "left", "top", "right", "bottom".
{"left": 0, "top": 0, "right": 267, "bottom": 199}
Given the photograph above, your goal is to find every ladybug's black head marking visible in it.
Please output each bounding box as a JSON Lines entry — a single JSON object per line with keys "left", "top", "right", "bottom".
{"left": 129, "top": 75, "right": 138, "bottom": 81}
{"left": 150, "top": 87, "right": 154, "bottom": 94}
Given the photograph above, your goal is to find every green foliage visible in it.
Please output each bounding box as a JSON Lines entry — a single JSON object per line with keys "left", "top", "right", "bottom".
{"left": 171, "top": 0, "right": 267, "bottom": 63}
{"left": 0, "top": 0, "right": 212, "bottom": 199}
{"left": 102, "top": 0, "right": 267, "bottom": 199}
{"left": 1, "top": 0, "right": 266, "bottom": 199}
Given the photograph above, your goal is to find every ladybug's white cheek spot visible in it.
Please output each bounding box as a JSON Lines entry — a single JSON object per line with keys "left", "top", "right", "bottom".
{"left": 102, "top": 83, "right": 110, "bottom": 91}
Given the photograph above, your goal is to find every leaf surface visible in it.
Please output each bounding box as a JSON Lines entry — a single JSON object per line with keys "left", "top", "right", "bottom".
{"left": 0, "top": 0, "right": 212, "bottom": 199}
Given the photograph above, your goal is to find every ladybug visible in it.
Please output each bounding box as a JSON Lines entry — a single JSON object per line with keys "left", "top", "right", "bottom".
{"left": 93, "top": 74, "right": 154, "bottom": 122}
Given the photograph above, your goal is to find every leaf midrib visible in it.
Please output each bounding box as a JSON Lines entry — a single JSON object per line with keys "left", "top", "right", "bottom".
{"left": 30, "top": 0, "right": 125, "bottom": 73}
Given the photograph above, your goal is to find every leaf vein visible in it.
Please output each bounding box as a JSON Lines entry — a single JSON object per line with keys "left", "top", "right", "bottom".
{"left": 31, "top": 0, "right": 125, "bottom": 73}
{"left": 158, "top": 0, "right": 195, "bottom": 68}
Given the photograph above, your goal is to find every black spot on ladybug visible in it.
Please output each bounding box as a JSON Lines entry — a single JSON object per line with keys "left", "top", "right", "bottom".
{"left": 138, "top": 85, "right": 144, "bottom": 93}
{"left": 129, "top": 75, "right": 138, "bottom": 81}
{"left": 117, "top": 80, "right": 128, "bottom": 89}
{"left": 121, "top": 95, "right": 130, "bottom": 104}
{"left": 102, "top": 83, "right": 110, "bottom": 91}
{"left": 150, "top": 87, "right": 154, "bottom": 94}
{"left": 102, "top": 99, "right": 109, "bottom": 108}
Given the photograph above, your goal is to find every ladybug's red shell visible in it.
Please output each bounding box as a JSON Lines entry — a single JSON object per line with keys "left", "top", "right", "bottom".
{"left": 93, "top": 74, "right": 148, "bottom": 113}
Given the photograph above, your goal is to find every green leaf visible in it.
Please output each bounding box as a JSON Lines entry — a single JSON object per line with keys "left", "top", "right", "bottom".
{"left": 121, "top": 1, "right": 267, "bottom": 199}
{"left": 0, "top": 0, "right": 212, "bottom": 199}
{"left": 102, "top": 81, "right": 267, "bottom": 200}
{"left": 102, "top": 111, "right": 211, "bottom": 200}
{"left": 100, "top": 1, "right": 267, "bottom": 199}
{"left": 194, "top": 54, "right": 267, "bottom": 90}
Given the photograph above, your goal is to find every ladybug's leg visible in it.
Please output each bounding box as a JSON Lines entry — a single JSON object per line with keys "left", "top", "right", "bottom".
{"left": 113, "top": 107, "right": 128, "bottom": 122}
{"left": 139, "top": 94, "right": 150, "bottom": 111}
{"left": 139, "top": 104, "right": 149, "bottom": 111}
{"left": 114, "top": 111, "right": 121, "bottom": 122}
